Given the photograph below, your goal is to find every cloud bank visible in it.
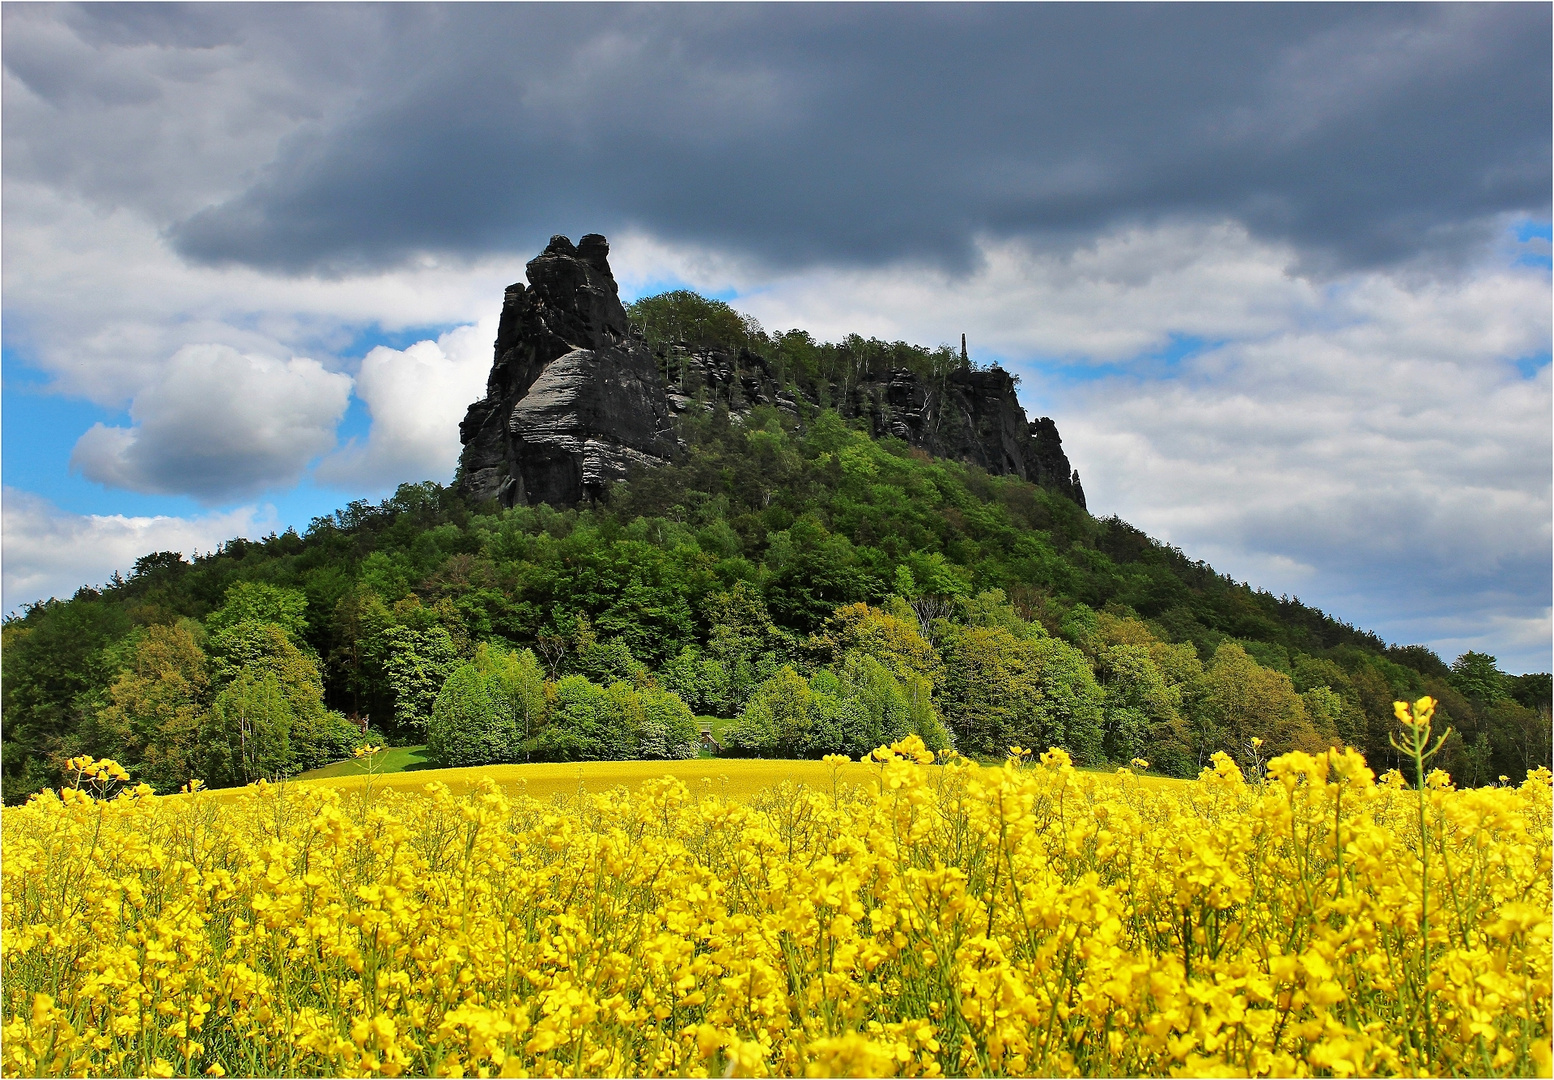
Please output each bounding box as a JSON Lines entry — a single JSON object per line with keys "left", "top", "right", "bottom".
{"left": 1, "top": 488, "right": 278, "bottom": 610}
{"left": 6, "top": 5, "right": 1548, "bottom": 277}
{"left": 70, "top": 345, "right": 352, "bottom": 500}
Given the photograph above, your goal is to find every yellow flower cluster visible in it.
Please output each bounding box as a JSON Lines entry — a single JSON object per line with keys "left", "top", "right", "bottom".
{"left": 58, "top": 755, "right": 154, "bottom": 806}
{"left": 3, "top": 730, "right": 1549, "bottom": 1078}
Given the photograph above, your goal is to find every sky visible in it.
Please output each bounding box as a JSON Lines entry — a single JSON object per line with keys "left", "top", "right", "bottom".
{"left": 2, "top": 3, "right": 1550, "bottom": 672}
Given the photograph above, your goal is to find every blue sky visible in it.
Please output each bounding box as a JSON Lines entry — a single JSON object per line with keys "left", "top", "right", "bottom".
{"left": 3, "top": 5, "right": 1550, "bottom": 672}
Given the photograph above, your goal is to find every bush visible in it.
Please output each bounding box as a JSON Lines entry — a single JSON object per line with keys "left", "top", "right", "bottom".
{"left": 724, "top": 667, "right": 813, "bottom": 757}
{"left": 531, "top": 676, "right": 635, "bottom": 762}
{"left": 724, "top": 659, "right": 951, "bottom": 760}
{"left": 291, "top": 709, "right": 366, "bottom": 773}
{"left": 635, "top": 685, "right": 699, "bottom": 759}
{"left": 427, "top": 645, "right": 549, "bottom": 767}
{"left": 428, "top": 665, "right": 511, "bottom": 767}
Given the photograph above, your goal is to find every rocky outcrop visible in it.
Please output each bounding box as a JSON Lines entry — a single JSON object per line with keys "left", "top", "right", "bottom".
{"left": 458, "top": 234, "right": 675, "bottom": 507}
{"left": 652, "top": 345, "right": 1086, "bottom": 508}
{"left": 458, "top": 234, "right": 1085, "bottom": 511}
{"left": 852, "top": 366, "right": 1086, "bottom": 506}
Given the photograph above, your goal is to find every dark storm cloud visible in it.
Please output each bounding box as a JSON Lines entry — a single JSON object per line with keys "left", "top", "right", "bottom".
{"left": 167, "top": 3, "right": 1553, "bottom": 275}
{"left": 13, "top": 3, "right": 1554, "bottom": 275}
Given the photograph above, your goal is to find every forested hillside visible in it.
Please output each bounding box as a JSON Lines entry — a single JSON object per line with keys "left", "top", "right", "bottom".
{"left": 5, "top": 386, "right": 1549, "bottom": 802}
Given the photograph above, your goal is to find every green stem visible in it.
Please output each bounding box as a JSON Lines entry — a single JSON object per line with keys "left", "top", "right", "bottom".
{"left": 1414, "top": 736, "right": 1433, "bottom": 1063}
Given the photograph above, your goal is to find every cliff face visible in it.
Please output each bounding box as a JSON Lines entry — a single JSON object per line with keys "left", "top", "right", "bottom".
{"left": 458, "top": 234, "right": 675, "bottom": 507}
{"left": 458, "top": 234, "right": 1085, "bottom": 510}
{"left": 852, "top": 367, "right": 1085, "bottom": 506}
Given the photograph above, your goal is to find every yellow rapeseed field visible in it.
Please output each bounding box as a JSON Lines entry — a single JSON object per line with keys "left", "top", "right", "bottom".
{"left": 3, "top": 699, "right": 1550, "bottom": 1078}
{"left": 283, "top": 756, "right": 1186, "bottom": 805}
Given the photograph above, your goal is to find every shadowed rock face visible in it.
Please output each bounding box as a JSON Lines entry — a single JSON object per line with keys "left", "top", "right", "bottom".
{"left": 457, "top": 234, "right": 675, "bottom": 507}
{"left": 459, "top": 233, "right": 1085, "bottom": 510}
{"left": 653, "top": 347, "right": 1087, "bottom": 509}
{"left": 854, "top": 366, "right": 1085, "bottom": 506}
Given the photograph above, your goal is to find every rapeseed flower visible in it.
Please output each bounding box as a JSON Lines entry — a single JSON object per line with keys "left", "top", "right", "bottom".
{"left": 2, "top": 710, "right": 1548, "bottom": 1077}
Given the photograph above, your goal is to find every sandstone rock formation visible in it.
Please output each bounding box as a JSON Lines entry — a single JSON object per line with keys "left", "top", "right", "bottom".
{"left": 458, "top": 234, "right": 1085, "bottom": 510}
{"left": 851, "top": 366, "right": 1086, "bottom": 506}
{"left": 458, "top": 234, "right": 675, "bottom": 507}
{"left": 645, "top": 340, "right": 1086, "bottom": 508}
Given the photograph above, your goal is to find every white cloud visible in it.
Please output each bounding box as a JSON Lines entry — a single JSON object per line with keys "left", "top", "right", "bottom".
{"left": 1050, "top": 258, "right": 1551, "bottom": 672}
{"left": 69, "top": 344, "right": 352, "bottom": 500}
{"left": 315, "top": 318, "right": 496, "bottom": 490}
{"left": 2, "top": 180, "right": 521, "bottom": 507}
{"left": 1413, "top": 611, "right": 1554, "bottom": 674}
{"left": 1, "top": 488, "right": 277, "bottom": 611}
{"left": 1, "top": 5, "right": 376, "bottom": 222}
{"left": 2, "top": 181, "right": 529, "bottom": 406}
{"left": 611, "top": 222, "right": 1328, "bottom": 364}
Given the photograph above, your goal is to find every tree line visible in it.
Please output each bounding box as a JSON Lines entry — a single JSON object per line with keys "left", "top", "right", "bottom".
{"left": 626, "top": 291, "right": 970, "bottom": 404}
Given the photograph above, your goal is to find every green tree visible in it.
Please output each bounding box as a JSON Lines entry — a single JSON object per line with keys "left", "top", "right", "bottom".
{"left": 206, "top": 618, "right": 359, "bottom": 773}
{"left": 724, "top": 656, "right": 947, "bottom": 760}
{"left": 1, "top": 597, "right": 132, "bottom": 801}
{"left": 428, "top": 643, "right": 550, "bottom": 767}
{"left": 801, "top": 673, "right": 872, "bottom": 757}
{"left": 1059, "top": 603, "right": 1101, "bottom": 654}
{"left": 330, "top": 586, "right": 394, "bottom": 725}
{"left": 703, "top": 582, "right": 789, "bottom": 713}
{"left": 289, "top": 705, "right": 365, "bottom": 773}
{"left": 1029, "top": 636, "right": 1107, "bottom": 765}
{"left": 724, "top": 667, "right": 813, "bottom": 757}
{"left": 574, "top": 636, "right": 643, "bottom": 685}
{"left": 378, "top": 625, "right": 460, "bottom": 739}
{"left": 659, "top": 645, "right": 732, "bottom": 716}
{"left": 1483, "top": 698, "right": 1553, "bottom": 779}
{"left": 1099, "top": 644, "right": 1184, "bottom": 768}
{"left": 838, "top": 652, "right": 951, "bottom": 754}
{"left": 203, "top": 670, "right": 294, "bottom": 785}
{"left": 1449, "top": 651, "right": 1510, "bottom": 703}
{"left": 1509, "top": 672, "right": 1551, "bottom": 712}
{"left": 427, "top": 664, "right": 510, "bottom": 767}
{"left": 1460, "top": 731, "right": 1494, "bottom": 788}
{"left": 958, "top": 589, "right": 1036, "bottom": 639}
{"left": 531, "top": 676, "right": 637, "bottom": 762}
{"left": 937, "top": 625, "right": 1033, "bottom": 758}
{"left": 763, "top": 517, "right": 870, "bottom": 631}
{"left": 207, "top": 581, "right": 309, "bottom": 640}
{"left": 626, "top": 290, "right": 759, "bottom": 357}
{"left": 938, "top": 625, "right": 1105, "bottom": 764}
{"left": 1300, "top": 685, "right": 1350, "bottom": 747}
{"left": 631, "top": 684, "right": 699, "bottom": 760}
{"left": 1197, "top": 642, "right": 1320, "bottom": 766}
{"left": 812, "top": 603, "right": 943, "bottom": 689}
{"left": 97, "top": 622, "right": 210, "bottom": 792}
{"left": 482, "top": 645, "right": 549, "bottom": 760}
